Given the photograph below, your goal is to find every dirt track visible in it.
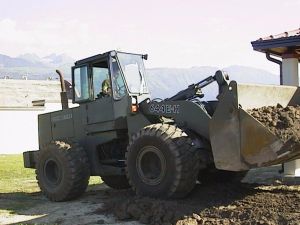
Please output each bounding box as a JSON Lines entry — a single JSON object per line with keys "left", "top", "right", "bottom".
{"left": 0, "top": 184, "right": 141, "bottom": 225}
{"left": 1, "top": 168, "right": 300, "bottom": 225}
{"left": 102, "top": 182, "right": 300, "bottom": 225}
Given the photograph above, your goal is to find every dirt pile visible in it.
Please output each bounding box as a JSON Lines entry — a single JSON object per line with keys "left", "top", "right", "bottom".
{"left": 100, "top": 183, "right": 300, "bottom": 225}
{"left": 248, "top": 104, "right": 300, "bottom": 143}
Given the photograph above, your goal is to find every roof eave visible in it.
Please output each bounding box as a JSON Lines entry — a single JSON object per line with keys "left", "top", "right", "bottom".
{"left": 251, "top": 36, "right": 300, "bottom": 52}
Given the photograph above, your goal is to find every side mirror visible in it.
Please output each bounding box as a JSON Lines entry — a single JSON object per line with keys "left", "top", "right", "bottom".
{"left": 142, "top": 54, "right": 148, "bottom": 60}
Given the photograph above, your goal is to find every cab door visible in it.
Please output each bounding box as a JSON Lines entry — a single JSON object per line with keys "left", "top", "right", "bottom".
{"left": 72, "top": 61, "right": 114, "bottom": 127}
{"left": 86, "top": 60, "right": 115, "bottom": 126}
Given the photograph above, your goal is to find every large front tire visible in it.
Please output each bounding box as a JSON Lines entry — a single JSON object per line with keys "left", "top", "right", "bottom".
{"left": 36, "top": 141, "right": 90, "bottom": 202}
{"left": 126, "top": 124, "right": 200, "bottom": 198}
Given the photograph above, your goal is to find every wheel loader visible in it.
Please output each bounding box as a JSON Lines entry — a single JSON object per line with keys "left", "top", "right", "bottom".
{"left": 23, "top": 50, "right": 300, "bottom": 201}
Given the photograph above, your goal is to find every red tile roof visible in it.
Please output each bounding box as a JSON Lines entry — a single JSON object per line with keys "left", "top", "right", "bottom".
{"left": 251, "top": 28, "right": 300, "bottom": 58}
{"left": 257, "top": 28, "right": 300, "bottom": 41}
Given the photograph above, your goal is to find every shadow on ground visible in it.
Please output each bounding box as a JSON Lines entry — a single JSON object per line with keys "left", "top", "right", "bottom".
{"left": 0, "top": 184, "right": 140, "bottom": 225}
{"left": 0, "top": 191, "right": 43, "bottom": 213}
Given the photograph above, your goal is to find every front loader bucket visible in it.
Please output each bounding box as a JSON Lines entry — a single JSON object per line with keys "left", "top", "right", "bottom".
{"left": 210, "top": 81, "right": 300, "bottom": 171}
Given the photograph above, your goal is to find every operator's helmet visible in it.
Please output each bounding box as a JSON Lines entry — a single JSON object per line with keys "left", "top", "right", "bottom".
{"left": 102, "top": 78, "right": 111, "bottom": 96}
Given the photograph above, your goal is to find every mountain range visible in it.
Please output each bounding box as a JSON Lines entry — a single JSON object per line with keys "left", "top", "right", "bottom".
{"left": 146, "top": 66, "right": 279, "bottom": 100}
{"left": 0, "top": 53, "right": 74, "bottom": 79}
{"left": 0, "top": 53, "right": 280, "bottom": 100}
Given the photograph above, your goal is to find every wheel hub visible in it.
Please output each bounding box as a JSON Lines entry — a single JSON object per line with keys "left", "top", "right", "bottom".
{"left": 44, "top": 158, "right": 62, "bottom": 186}
{"left": 136, "top": 146, "right": 166, "bottom": 185}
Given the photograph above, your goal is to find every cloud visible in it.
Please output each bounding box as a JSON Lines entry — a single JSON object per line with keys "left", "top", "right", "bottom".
{"left": 0, "top": 15, "right": 286, "bottom": 74}
{"left": 0, "top": 18, "right": 112, "bottom": 58}
{"left": 283, "top": 0, "right": 300, "bottom": 6}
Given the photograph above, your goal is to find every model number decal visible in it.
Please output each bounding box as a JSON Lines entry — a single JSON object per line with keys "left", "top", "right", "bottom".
{"left": 52, "top": 113, "right": 72, "bottom": 123}
{"left": 149, "top": 104, "right": 180, "bottom": 114}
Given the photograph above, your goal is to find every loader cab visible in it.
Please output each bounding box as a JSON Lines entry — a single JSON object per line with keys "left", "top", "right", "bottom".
{"left": 72, "top": 51, "right": 149, "bottom": 103}
{"left": 71, "top": 51, "right": 150, "bottom": 125}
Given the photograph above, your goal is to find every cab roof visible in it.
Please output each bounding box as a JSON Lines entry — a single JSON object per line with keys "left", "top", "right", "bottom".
{"left": 74, "top": 51, "right": 112, "bottom": 66}
{"left": 74, "top": 51, "right": 146, "bottom": 66}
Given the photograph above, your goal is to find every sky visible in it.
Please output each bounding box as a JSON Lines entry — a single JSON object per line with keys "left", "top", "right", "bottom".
{"left": 0, "top": 0, "right": 299, "bottom": 74}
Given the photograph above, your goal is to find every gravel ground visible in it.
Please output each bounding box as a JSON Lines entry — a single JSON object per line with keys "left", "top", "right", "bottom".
{"left": 101, "top": 179, "right": 300, "bottom": 225}
{"left": 1, "top": 168, "right": 299, "bottom": 225}
{"left": 0, "top": 184, "right": 141, "bottom": 225}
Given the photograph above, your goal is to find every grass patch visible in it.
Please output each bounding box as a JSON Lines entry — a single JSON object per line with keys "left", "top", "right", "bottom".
{"left": 0, "top": 154, "right": 38, "bottom": 193}
{"left": 0, "top": 154, "right": 101, "bottom": 214}
{"left": 0, "top": 154, "right": 100, "bottom": 193}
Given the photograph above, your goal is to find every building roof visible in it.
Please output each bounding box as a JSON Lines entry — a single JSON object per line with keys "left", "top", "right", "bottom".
{"left": 0, "top": 79, "right": 61, "bottom": 108}
{"left": 251, "top": 28, "right": 300, "bottom": 58}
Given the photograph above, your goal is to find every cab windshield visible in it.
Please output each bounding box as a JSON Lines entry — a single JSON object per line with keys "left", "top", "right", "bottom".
{"left": 116, "top": 52, "right": 148, "bottom": 94}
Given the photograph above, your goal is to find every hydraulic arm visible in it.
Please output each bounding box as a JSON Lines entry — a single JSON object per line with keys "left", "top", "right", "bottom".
{"left": 167, "top": 70, "right": 229, "bottom": 101}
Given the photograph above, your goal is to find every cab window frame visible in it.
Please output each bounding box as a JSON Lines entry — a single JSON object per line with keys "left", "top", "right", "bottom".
{"left": 71, "top": 54, "right": 129, "bottom": 103}
{"left": 110, "top": 55, "right": 129, "bottom": 100}
{"left": 90, "top": 60, "right": 111, "bottom": 100}
{"left": 71, "top": 64, "right": 92, "bottom": 103}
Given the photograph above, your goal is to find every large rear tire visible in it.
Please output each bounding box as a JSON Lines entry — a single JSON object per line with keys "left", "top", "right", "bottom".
{"left": 126, "top": 124, "right": 200, "bottom": 198}
{"left": 36, "top": 141, "right": 90, "bottom": 201}
{"left": 101, "top": 175, "right": 130, "bottom": 189}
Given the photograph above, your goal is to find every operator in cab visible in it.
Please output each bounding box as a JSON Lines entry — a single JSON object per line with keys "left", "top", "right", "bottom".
{"left": 101, "top": 77, "right": 111, "bottom": 96}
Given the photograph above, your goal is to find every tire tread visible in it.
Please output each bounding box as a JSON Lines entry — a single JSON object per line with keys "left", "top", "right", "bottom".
{"left": 126, "top": 124, "right": 200, "bottom": 198}
{"left": 36, "top": 141, "right": 90, "bottom": 202}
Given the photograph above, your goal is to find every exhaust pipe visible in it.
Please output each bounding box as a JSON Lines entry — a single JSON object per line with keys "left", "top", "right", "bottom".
{"left": 56, "top": 70, "right": 69, "bottom": 109}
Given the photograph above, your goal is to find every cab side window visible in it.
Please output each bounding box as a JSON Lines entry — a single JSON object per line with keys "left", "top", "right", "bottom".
{"left": 74, "top": 66, "right": 89, "bottom": 102}
{"left": 92, "top": 61, "right": 110, "bottom": 99}
{"left": 111, "top": 58, "right": 126, "bottom": 99}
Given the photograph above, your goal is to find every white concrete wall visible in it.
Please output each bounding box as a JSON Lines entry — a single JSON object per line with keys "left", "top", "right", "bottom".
{"left": 282, "top": 57, "right": 300, "bottom": 176}
{"left": 282, "top": 58, "right": 299, "bottom": 85}
{"left": 0, "top": 80, "right": 61, "bottom": 107}
{"left": 0, "top": 102, "right": 77, "bottom": 154}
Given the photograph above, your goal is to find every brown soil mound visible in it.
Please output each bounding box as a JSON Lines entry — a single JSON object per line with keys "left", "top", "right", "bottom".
{"left": 99, "top": 183, "right": 300, "bottom": 225}
{"left": 248, "top": 104, "right": 300, "bottom": 143}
